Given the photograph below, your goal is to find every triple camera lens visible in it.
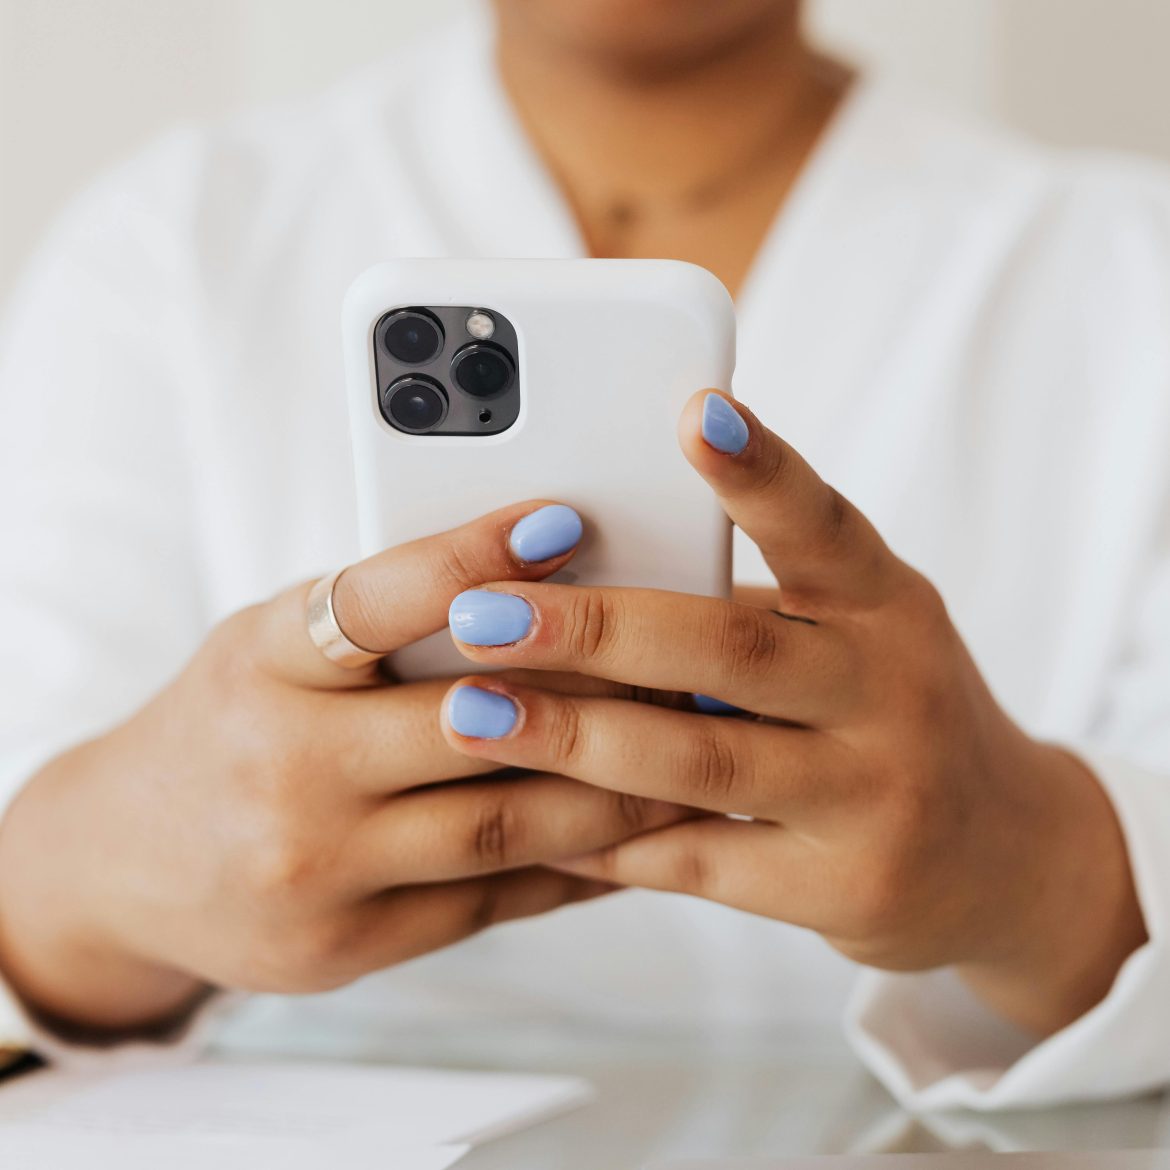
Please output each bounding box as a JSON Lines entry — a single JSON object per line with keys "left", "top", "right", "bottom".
{"left": 451, "top": 343, "right": 515, "bottom": 399}
{"left": 383, "top": 309, "right": 444, "bottom": 365}
{"left": 377, "top": 308, "right": 519, "bottom": 435}
{"left": 384, "top": 377, "right": 447, "bottom": 433}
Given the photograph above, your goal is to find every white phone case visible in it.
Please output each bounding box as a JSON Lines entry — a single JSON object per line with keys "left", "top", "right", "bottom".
{"left": 342, "top": 258, "right": 736, "bottom": 679}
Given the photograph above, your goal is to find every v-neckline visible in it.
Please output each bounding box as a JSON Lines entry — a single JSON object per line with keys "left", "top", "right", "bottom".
{"left": 411, "top": 14, "right": 875, "bottom": 331}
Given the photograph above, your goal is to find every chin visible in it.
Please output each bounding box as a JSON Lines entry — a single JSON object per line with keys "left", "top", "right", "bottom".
{"left": 493, "top": 0, "right": 800, "bottom": 74}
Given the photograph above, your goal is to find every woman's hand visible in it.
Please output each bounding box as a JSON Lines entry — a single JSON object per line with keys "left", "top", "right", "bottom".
{"left": 0, "top": 502, "right": 683, "bottom": 1039}
{"left": 440, "top": 393, "right": 1148, "bottom": 1037}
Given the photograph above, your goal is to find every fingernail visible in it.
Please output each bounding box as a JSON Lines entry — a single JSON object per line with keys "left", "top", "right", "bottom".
{"left": 509, "top": 504, "right": 584, "bottom": 563}
{"left": 448, "top": 686, "right": 518, "bottom": 738}
{"left": 693, "top": 693, "right": 747, "bottom": 716}
{"left": 449, "top": 590, "right": 533, "bottom": 645}
{"left": 701, "top": 394, "right": 749, "bottom": 455}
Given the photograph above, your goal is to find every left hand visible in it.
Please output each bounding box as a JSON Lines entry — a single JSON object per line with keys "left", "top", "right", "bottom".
{"left": 438, "top": 391, "right": 1147, "bottom": 1037}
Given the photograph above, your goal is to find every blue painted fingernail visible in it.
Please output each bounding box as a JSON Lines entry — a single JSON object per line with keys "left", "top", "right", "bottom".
{"left": 448, "top": 686, "right": 518, "bottom": 738}
{"left": 693, "top": 693, "right": 747, "bottom": 716}
{"left": 509, "top": 504, "right": 584, "bottom": 563}
{"left": 701, "top": 394, "right": 749, "bottom": 455}
{"left": 449, "top": 590, "right": 533, "bottom": 645}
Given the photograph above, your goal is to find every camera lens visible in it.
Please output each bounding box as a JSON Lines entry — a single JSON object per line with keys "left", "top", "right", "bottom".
{"left": 383, "top": 376, "right": 447, "bottom": 433}
{"left": 383, "top": 310, "right": 443, "bottom": 365}
{"left": 452, "top": 343, "right": 515, "bottom": 399}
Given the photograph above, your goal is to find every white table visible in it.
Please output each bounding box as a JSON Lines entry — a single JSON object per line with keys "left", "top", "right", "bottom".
{"left": 209, "top": 993, "right": 1170, "bottom": 1169}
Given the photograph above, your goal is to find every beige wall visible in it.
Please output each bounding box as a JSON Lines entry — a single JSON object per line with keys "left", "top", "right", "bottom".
{"left": 810, "top": 0, "right": 1170, "bottom": 156}
{"left": 3, "top": 0, "right": 1170, "bottom": 300}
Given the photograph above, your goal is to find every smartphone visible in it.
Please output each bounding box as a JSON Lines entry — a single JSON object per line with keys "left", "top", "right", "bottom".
{"left": 341, "top": 257, "right": 736, "bottom": 680}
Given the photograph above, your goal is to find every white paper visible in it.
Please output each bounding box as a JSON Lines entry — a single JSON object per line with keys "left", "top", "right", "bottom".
{"left": 0, "top": 1060, "right": 593, "bottom": 1159}
{"left": 0, "top": 1130, "right": 469, "bottom": 1169}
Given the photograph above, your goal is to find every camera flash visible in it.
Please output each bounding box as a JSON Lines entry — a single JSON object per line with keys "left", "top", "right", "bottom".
{"left": 466, "top": 310, "right": 495, "bottom": 340}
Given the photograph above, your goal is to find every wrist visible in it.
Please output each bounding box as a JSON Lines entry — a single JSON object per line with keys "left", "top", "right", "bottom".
{"left": 0, "top": 749, "right": 209, "bottom": 1041}
{"left": 0, "top": 916, "right": 210, "bottom": 1044}
{"left": 958, "top": 741, "right": 1147, "bottom": 1037}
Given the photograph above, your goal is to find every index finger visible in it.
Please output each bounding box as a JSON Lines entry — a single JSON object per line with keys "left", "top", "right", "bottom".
{"left": 447, "top": 583, "right": 855, "bottom": 725}
{"left": 258, "top": 501, "right": 585, "bottom": 689}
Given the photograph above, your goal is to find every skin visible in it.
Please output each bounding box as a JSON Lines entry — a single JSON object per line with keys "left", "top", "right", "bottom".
{"left": 443, "top": 394, "right": 1147, "bottom": 1037}
{"left": 0, "top": 507, "right": 683, "bottom": 1036}
{"left": 0, "top": 0, "right": 1146, "bottom": 1040}
{"left": 494, "top": 0, "right": 851, "bottom": 297}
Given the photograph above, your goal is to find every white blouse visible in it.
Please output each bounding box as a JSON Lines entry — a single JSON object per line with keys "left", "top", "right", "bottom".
{"left": 2, "top": 13, "right": 1170, "bottom": 1111}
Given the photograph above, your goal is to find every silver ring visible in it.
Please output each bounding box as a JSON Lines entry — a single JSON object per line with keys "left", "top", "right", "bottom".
{"left": 306, "top": 569, "right": 382, "bottom": 668}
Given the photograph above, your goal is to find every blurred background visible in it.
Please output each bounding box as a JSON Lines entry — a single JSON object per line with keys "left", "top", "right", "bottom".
{"left": 2, "top": 0, "right": 1170, "bottom": 302}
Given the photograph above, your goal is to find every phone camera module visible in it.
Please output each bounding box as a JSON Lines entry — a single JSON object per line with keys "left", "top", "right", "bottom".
{"left": 383, "top": 309, "right": 444, "bottom": 365}
{"left": 382, "top": 375, "right": 448, "bottom": 433}
{"left": 373, "top": 305, "right": 520, "bottom": 436}
{"left": 452, "top": 342, "right": 515, "bottom": 399}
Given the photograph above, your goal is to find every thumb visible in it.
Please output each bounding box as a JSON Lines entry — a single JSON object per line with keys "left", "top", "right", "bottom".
{"left": 679, "top": 390, "right": 897, "bottom": 608}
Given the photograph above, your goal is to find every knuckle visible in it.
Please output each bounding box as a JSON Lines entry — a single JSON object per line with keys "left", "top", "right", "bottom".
{"left": 691, "top": 725, "right": 740, "bottom": 805}
{"left": 719, "top": 607, "right": 780, "bottom": 675}
{"left": 580, "top": 844, "right": 621, "bottom": 883}
{"left": 884, "top": 647, "right": 960, "bottom": 730}
{"left": 433, "top": 538, "right": 488, "bottom": 593}
{"left": 886, "top": 568, "right": 957, "bottom": 653}
{"left": 803, "top": 485, "right": 856, "bottom": 563}
{"left": 547, "top": 699, "right": 588, "bottom": 767}
{"left": 903, "top": 674, "right": 956, "bottom": 731}
{"left": 891, "top": 765, "right": 966, "bottom": 861}
{"left": 758, "top": 437, "right": 797, "bottom": 497}
{"left": 904, "top": 569, "right": 952, "bottom": 630}
{"left": 842, "top": 783, "right": 940, "bottom": 939}
{"left": 232, "top": 705, "right": 319, "bottom": 806}
{"left": 879, "top": 575, "right": 962, "bottom": 723}
{"left": 820, "top": 486, "right": 851, "bottom": 550}
{"left": 844, "top": 849, "right": 915, "bottom": 938}
{"left": 258, "top": 921, "right": 354, "bottom": 994}
{"left": 465, "top": 881, "right": 503, "bottom": 935}
{"left": 332, "top": 570, "right": 387, "bottom": 652}
{"left": 614, "top": 790, "right": 654, "bottom": 834}
{"left": 215, "top": 693, "right": 290, "bottom": 793}
{"left": 195, "top": 610, "right": 306, "bottom": 765}
{"left": 468, "top": 796, "right": 520, "bottom": 869}
{"left": 562, "top": 589, "right": 615, "bottom": 662}
{"left": 672, "top": 844, "right": 711, "bottom": 897}
{"left": 201, "top": 606, "right": 265, "bottom": 689}
{"left": 244, "top": 825, "right": 325, "bottom": 905}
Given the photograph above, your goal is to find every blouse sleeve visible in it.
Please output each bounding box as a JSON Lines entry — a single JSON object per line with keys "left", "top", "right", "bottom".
{"left": 0, "top": 139, "right": 218, "bottom": 1064}
{"left": 845, "top": 182, "right": 1170, "bottom": 1109}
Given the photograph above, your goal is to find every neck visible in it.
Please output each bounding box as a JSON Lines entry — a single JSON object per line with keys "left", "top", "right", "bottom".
{"left": 495, "top": 11, "right": 842, "bottom": 210}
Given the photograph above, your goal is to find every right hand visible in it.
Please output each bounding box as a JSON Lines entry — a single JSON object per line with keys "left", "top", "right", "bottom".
{"left": 0, "top": 502, "right": 680, "bottom": 1039}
